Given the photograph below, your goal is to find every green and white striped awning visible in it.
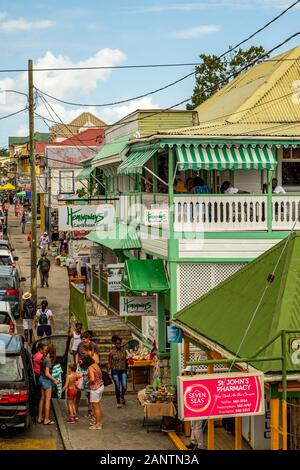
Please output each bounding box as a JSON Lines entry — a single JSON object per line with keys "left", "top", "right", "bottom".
{"left": 117, "top": 149, "right": 157, "bottom": 175}
{"left": 175, "top": 145, "right": 277, "bottom": 171}
{"left": 75, "top": 166, "right": 94, "bottom": 181}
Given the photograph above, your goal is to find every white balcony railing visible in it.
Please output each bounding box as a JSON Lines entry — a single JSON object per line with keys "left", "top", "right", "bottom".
{"left": 118, "top": 193, "right": 300, "bottom": 232}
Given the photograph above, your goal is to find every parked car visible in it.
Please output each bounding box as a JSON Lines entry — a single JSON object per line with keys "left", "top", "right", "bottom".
{"left": 0, "top": 249, "right": 18, "bottom": 268}
{"left": 0, "top": 301, "right": 17, "bottom": 334}
{"left": 0, "top": 240, "right": 12, "bottom": 251}
{"left": 0, "top": 267, "right": 26, "bottom": 318}
{"left": 0, "top": 334, "right": 34, "bottom": 430}
{"left": 0, "top": 208, "right": 7, "bottom": 235}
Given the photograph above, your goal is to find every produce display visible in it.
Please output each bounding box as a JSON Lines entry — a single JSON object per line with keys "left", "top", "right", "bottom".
{"left": 144, "top": 385, "right": 176, "bottom": 404}
{"left": 127, "top": 347, "right": 153, "bottom": 363}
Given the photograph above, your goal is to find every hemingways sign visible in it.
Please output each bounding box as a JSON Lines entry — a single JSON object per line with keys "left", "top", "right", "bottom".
{"left": 120, "top": 295, "right": 157, "bottom": 316}
{"left": 144, "top": 208, "right": 169, "bottom": 226}
{"left": 58, "top": 205, "right": 114, "bottom": 231}
{"left": 177, "top": 372, "right": 264, "bottom": 421}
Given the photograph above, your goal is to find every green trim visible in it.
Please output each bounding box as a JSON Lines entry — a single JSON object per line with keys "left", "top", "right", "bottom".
{"left": 157, "top": 293, "right": 166, "bottom": 354}
{"left": 267, "top": 170, "right": 273, "bottom": 232}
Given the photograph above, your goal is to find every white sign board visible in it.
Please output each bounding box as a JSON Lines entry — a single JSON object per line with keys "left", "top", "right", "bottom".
{"left": 144, "top": 208, "right": 169, "bottom": 226}
{"left": 58, "top": 204, "right": 114, "bottom": 231}
{"left": 69, "top": 239, "right": 93, "bottom": 258}
{"left": 120, "top": 295, "right": 157, "bottom": 316}
{"left": 107, "top": 265, "right": 124, "bottom": 292}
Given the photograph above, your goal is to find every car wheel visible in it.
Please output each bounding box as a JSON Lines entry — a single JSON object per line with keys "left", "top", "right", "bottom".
{"left": 24, "top": 413, "right": 32, "bottom": 432}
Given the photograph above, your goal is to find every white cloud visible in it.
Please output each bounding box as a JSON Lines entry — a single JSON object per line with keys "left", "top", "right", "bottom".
{"left": 170, "top": 24, "right": 221, "bottom": 39}
{"left": 1, "top": 18, "right": 55, "bottom": 33}
{"left": 32, "top": 49, "right": 127, "bottom": 99}
{"left": 15, "top": 123, "right": 28, "bottom": 136}
{"left": 100, "top": 97, "right": 160, "bottom": 124}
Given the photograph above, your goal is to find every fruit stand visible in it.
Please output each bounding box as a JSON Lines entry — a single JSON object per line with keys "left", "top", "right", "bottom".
{"left": 127, "top": 347, "right": 155, "bottom": 390}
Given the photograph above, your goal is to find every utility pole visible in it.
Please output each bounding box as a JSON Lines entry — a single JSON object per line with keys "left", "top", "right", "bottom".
{"left": 28, "top": 59, "right": 37, "bottom": 304}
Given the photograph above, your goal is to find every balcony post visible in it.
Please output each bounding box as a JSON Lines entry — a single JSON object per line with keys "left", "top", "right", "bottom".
{"left": 267, "top": 170, "right": 273, "bottom": 232}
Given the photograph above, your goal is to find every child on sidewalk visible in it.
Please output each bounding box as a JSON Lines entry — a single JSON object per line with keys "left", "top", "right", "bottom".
{"left": 62, "top": 364, "right": 79, "bottom": 424}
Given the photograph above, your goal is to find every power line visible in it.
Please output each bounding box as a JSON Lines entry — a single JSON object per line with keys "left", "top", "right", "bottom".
{"left": 0, "top": 107, "right": 27, "bottom": 121}
{"left": 32, "top": 32, "right": 300, "bottom": 141}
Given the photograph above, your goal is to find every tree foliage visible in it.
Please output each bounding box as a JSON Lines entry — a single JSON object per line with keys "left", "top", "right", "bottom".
{"left": 187, "top": 46, "right": 269, "bottom": 109}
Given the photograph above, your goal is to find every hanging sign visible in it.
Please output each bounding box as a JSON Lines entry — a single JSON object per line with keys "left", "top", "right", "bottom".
{"left": 58, "top": 204, "right": 114, "bottom": 231}
{"left": 144, "top": 208, "right": 169, "bottom": 226}
{"left": 177, "top": 371, "right": 264, "bottom": 421}
{"left": 106, "top": 265, "right": 124, "bottom": 292}
{"left": 167, "top": 325, "right": 183, "bottom": 344}
{"left": 120, "top": 295, "right": 157, "bottom": 316}
{"left": 69, "top": 239, "right": 93, "bottom": 258}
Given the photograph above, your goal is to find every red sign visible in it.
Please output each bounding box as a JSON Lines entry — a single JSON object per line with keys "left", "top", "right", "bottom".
{"left": 177, "top": 372, "right": 264, "bottom": 421}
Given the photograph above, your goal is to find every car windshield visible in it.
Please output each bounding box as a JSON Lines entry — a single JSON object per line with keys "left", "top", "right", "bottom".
{"left": 0, "top": 356, "right": 23, "bottom": 381}
{"left": 0, "top": 277, "right": 14, "bottom": 289}
{"left": 0, "top": 257, "right": 11, "bottom": 266}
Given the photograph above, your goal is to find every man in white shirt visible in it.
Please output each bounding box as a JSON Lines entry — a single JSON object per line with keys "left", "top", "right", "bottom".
{"left": 272, "top": 178, "right": 286, "bottom": 194}
{"left": 220, "top": 181, "right": 249, "bottom": 194}
{"left": 39, "top": 232, "right": 50, "bottom": 255}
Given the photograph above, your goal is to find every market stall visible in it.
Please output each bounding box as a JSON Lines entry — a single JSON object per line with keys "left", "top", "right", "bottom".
{"left": 138, "top": 385, "right": 177, "bottom": 432}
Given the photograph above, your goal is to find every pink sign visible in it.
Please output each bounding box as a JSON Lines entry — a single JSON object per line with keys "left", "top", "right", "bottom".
{"left": 177, "top": 372, "right": 264, "bottom": 421}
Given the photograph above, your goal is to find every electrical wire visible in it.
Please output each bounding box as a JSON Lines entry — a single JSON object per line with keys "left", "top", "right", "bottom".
{"left": 0, "top": 107, "right": 27, "bottom": 121}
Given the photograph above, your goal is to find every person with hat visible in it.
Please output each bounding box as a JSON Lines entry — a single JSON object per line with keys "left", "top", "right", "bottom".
{"left": 21, "top": 292, "right": 35, "bottom": 344}
{"left": 39, "top": 232, "right": 50, "bottom": 255}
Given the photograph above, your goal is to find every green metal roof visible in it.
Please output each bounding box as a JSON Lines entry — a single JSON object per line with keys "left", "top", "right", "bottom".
{"left": 86, "top": 220, "right": 141, "bottom": 250}
{"left": 8, "top": 132, "right": 50, "bottom": 146}
{"left": 117, "top": 148, "right": 157, "bottom": 175}
{"left": 92, "top": 133, "right": 133, "bottom": 163}
{"left": 121, "top": 259, "right": 169, "bottom": 293}
{"left": 174, "top": 232, "right": 300, "bottom": 374}
{"left": 75, "top": 165, "right": 93, "bottom": 181}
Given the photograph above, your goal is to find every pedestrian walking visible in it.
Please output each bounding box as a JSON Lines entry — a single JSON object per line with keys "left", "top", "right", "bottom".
{"left": 27, "top": 231, "right": 32, "bottom": 248}
{"left": 39, "top": 231, "right": 50, "bottom": 255}
{"left": 21, "top": 292, "right": 35, "bottom": 344}
{"left": 37, "top": 252, "right": 51, "bottom": 288}
{"left": 86, "top": 356, "right": 104, "bottom": 430}
{"left": 62, "top": 364, "right": 79, "bottom": 424}
{"left": 37, "top": 344, "right": 58, "bottom": 425}
{"left": 20, "top": 211, "right": 26, "bottom": 234}
{"left": 83, "top": 343, "right": 100, "bottom": 365}
{"left": 34, "top": 300, "right": 55, "bottom": 339}
{"left": 108, "top": 336, "right": 127, "bottom": 408}
{"left": 70, "top": 323, "right": 83, "bottom": 365}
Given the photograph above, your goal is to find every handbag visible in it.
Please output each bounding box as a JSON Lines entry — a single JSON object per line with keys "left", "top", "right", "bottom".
{"left": 101, "top": 369, "right": 112, "bottom": 387}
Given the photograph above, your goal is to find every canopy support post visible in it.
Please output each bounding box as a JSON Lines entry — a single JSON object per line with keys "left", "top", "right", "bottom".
{"left": 183, "top": 338, "right": 191, "bottom": 438}
{"left": 271, "top": 397, "right": 280, "bottom": 450}
{"left": 267, "top": 170, "right": 273, "bottom": 232}
{"left": 207, "top": 362, "right": 215, "bottom": 450}
{"left": 234, "top": 417, "right": 242, "bottom": 450}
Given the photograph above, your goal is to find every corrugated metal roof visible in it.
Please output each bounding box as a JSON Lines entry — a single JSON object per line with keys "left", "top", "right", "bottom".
{"left": 9, "top": 132, "right": 50, "bottom": 146}
{"left": 92, "top": 133, "right": 133, "bottom": 163}
{"left": 160, "top": 46, "right": 300, "bottom": 139}
{"left": 174, "top": 233, "right": 300, "bottom": 374}
{"left": 50, "top": 112, "right": 107, "bottom": 140}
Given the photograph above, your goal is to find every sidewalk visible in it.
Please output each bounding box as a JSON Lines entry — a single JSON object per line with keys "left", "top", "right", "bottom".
{"left": 53, "top": 395, "right": 175, "bottom": 450}
{"left": 7, "top": 206, "right": 69, "bottom": 335}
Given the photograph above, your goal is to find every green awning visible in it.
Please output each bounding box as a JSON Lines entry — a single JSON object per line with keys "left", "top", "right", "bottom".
{"left": 117, "top": 149, "right": 157, "bottom": 175}
{"left": 175, "top": 144, "right": 277, "bottom": 171}
{"left": 75, "top": 166, "right": 93, "bottom": 181}
{"left": 121, "top": 259, "right": 169, "bottom": 293}
{"left": 92, "top": 133, "right": 133, "bottom": 165}
{"left": 86, "top": 220, "right": 141, "bottom": 251}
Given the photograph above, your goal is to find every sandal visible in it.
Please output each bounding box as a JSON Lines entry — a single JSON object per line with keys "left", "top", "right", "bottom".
{"left": 44, "top": 420, "right": 55, "bottom": 425}
{"left": 37, "top": 419, "right": 43, "bottom": 424}
{"left": 89, "top": 424, "right": 102, "bottom": 430}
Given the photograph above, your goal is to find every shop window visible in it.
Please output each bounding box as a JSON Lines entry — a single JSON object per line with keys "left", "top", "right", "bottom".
{"left": 282, "top": 148, "right": 300, "bottom": 186}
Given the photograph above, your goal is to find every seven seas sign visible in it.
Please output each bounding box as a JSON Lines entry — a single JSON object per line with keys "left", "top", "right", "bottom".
{"left": 58, "top": 205, "right": 114, "bottom": 231}
{"left": 177, "top": 371, "right": 264, "bottom": 421}
{"left": 119, "top": 295, "right": 157, "bottom": 316}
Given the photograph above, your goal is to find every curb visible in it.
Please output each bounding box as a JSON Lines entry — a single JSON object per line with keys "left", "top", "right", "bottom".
{"left": 167, "top": 431, "right": 188, "bottom": 450}
{"left": 52, "top": 399, "right": 73, "bottom": 450}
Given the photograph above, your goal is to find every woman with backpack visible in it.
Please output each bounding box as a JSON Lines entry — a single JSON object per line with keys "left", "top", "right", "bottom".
{"left": 34, "top": 299, "right": 55, "bottom": 340}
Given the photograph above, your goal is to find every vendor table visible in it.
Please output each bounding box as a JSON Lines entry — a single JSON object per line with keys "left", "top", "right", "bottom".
{"left": 128, "top": 360, "right": 155, "bottom": 391}
{"left": 138, "top": 389, "right": 177, "bottom": 432}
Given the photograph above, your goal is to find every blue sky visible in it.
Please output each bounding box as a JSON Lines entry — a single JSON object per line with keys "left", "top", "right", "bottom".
{"left": 0, "top": 0, "right": 299, "bottom": 146}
